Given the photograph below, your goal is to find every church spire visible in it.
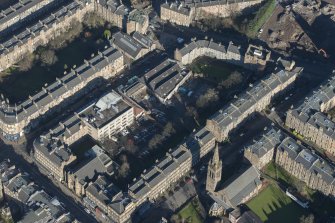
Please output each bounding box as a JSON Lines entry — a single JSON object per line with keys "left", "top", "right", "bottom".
{"left": 213, "top": 142, "right": 220, "bottom": 165}
{"left": 206, "top": 142, "right": 222, "bottom": 193}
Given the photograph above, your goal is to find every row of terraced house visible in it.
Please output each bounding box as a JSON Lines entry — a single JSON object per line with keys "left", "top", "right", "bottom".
{"left": 160, "top": 0, "right": 263, "bottom": 27}
{"left": 286, "top": 75, "right": 335, "bottom": 156}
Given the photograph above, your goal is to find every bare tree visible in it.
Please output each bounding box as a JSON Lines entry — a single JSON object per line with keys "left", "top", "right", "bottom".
{"left": 84, "top": 12, "right": 105, "bottom": 28}
{"left": 18, "top": 53, "right": 35, "bottom": 71}
{"left": 40, "top": 49, "right": 58, "bottom": 66}
{"left": 148, "top": 134, "right": 163, "bottom": 150}
{"left": 118, "top": 155, "right": 130, "bottom": 178}
{"left": 220, "top": 71, "right": 243, "bottom": 89}
{"left": 196, "top": 88, "right": 219, "bottom": 108}
{"left": 299, "top": 214, "right": 315, "bottom": 223}
{"left": 162, "top": 122, "right": 175, "bottom": 138}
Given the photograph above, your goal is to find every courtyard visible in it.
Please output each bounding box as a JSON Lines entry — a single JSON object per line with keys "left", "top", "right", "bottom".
{"left": 0, "top": 24, "right": 108, "bottom": 103}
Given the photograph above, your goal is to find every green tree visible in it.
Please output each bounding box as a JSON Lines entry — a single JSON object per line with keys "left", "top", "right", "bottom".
{"left": 104, "top": 30, "right": 112, "bottom": 40}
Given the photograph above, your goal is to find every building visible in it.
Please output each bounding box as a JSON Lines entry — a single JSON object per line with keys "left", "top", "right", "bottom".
{"left": 0, "top": 0, "right": 60, "bottom": 34}
{"left": 160, "top": 0, "right": 263, "bottom": 27}
{"left": 244, "top": 127, "right": 283, "bottom": 169}
{"left": 0, "top": 160, "right": 75, "bottom": 223}
{"left": 67, "top": 145, "right": 117, "bottom": 196}
{"left": 94, "top": 0, "right": 128, "bottom": 29}
{"left": 275, "top": 136, "right": 335, "bottom": 197}
{"left": 111, "top": 31, "right": 155, "bottom": 60}
{"left": 206, "top": 66, "right": 303, "bottom": 142}
{"left": 0, "top": 0, "right": 95, "bottom": 73}
{"left": 208, "top": 165, "right": 262, "bottom": 212}
{"left": 126, "top": 9, "right": 149, "bottom": 34}
{"left": 0, "top": 46, "right": 124, "bottom": 142}
{"left": 141, "top": 59, "right": 192, "bottom": 103}
{"left": 206, "top": 144, "right": 222, "bottom": 192}
{"left": 286, "top": 75, "right": 335, "bottom": 155}
{"left": 160, "top": 2, "right": 195, "bottom": 27}
{"left": 244, "top": 44, "right": 271, "bottom": 70}
{"left": 229, "top": 206, "right": 263, "bottom": 223}
{"left": 182, "top": 127, "right": 216, "bottom": 165}
{"left": 33, "top": 91, "right": 135, "bottom": 181}
{"left": 79, "top": 91, "right": 135, "bottom": 140}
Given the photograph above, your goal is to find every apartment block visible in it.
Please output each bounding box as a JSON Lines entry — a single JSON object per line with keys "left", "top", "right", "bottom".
{"left": 206, "top": 66, "right": 303, "bottom": 142}
{"left": 0, "top": 46, "right": 124, "bottom": 142}
{"left": 276, "top": 137, "right": 335, "bottom": 196}
{"left": 286, "top": 75, "right": 335, "bottom": 155}
{"left": 244, "top": 127, "right": 283, "bottom": 169}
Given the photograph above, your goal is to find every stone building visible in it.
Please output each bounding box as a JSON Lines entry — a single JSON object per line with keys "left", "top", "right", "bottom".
{"left": 66, "top": 145, "right": 117, "bottom": 196}
{"left": 206, "top": 144, "right": 222, "bottom": 192}
{"left": 33, "top": 91, "right": 135, "bottom": 181}
{"left": 275, "top": 136, "right": 335, "bottom": 196}
{"left": 0, "top": 0, "right": 95, "bottom": 73}
{"left": 141, "top": 58, "right": 192, "bottom": 103}
{"left": 160, "top": 0, "right": 262, "bottom": 27}
{"left": 126, "top": 9, "right": 149, "bottom": 34}
{"left": 205, "top": 138, "right": 262, "bottom": 213}
{"left": 160, "top": 2, "right": 195, "bottom": 27}
{"left": 93, "top": 0, "right": 128, "bottom": 29}
{"left": 244, "top": 127, "right": 283, "bottom": 169}
{"left": 0, "top": 0, "right": 58, "bottom": 34}
{"left": 0, "top": 46, "right": 124, "bottom": 142}
{"left": 244, "top": 44, "right": 271, "bottom": 70}
{"left": 285, "top": 75, "right": 335, "bottom": 155}
{"left": 206, "top": 66, "right": 303, "bottom": 142}
{"left": 174, "top": 39, "right": 241, "bottom": 66}
{"left": 111, "top": 31, "right": 155, "bottom": 60}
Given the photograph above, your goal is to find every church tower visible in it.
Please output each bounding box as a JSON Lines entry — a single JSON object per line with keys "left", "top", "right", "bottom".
{"left": 206, "top": 143, "right": 222, "bottom": 193}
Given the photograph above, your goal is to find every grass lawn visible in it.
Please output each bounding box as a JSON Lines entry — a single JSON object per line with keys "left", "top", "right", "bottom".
{"left": 244, "top": 0, "right": 276, "bottom": 38}
{"left": 247, "top": 184, "right": 308, "bottom": 223}
{"left": 0, "top": 27, "right": 107, "bottom": 103}
{"left": 178, "top": 199, "right": 203, "bottom": 223}
{"left": 264, "top": 162, "right": 335, "bottom": 221}
{"left": 189, "top": 57, "right": 243, "bottom": 82}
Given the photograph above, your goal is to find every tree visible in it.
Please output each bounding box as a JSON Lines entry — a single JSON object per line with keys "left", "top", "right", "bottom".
{"left": 84, "top": 12, "right": 105, "bottom": 28}
{"left": 299, "top": 214, "right": 315, "bottom": 223}
{"left": 104, "top": 29, "right": 111, "bottom": 40}
{"left": 162, "top": 122, "right": 175, "bottom": 138}
{"left": 148, "top": 134, "right": 163, "bottom": 150}
{"left": 40, "top": 49, "right": 58, "bottom": 65}
{"left": 220, "top": 71, "right": 243, "bottom": 89}
{"left": 118, "top": 155, "right": 130, "bottom": 178}
{"left": 18, "top": 53, "right": 35, "bottom": 71}
{"left": 196, "top": 88, "right": 219, "bottom": 108}
{"left": 170, "top": 214, "right": 180, "bottom": 223}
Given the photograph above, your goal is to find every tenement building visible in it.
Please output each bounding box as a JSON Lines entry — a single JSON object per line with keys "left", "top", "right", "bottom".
{"left": 0, "top": 0, "right": 59, "bottom": 34}
{"left": 0, "top": 160, "right": 76, "bottom": 222}
{"left": 275, "top": 136, "right": 335, "bottom": 197}
{"left": 206, "top": 66, "right": 303, "bottom": 142}
{"left": 286, "top": 75, "right": 335, "bottom": 155}
{"left": 141, "top": 58, "right": 192, "bottom": 103}
{"left": 0, "top": 46, "right": 124, "bottom": 142}
{"left": 244, "top": 127, "right": 283, "bottom": 170}
{"left": 33, "top": 90, "right": 135, "bottom": 181}
{"left": 0, "top": 0, "right": 94, "bottom": 73}
{"left": 160, "top": 0, "right": 263, "bottom": 27}
{"left": 111, "top": 31, "right": 156, "bottom": 60}
{"left": 175, "top": 39, "right": 243, "bottom": 66}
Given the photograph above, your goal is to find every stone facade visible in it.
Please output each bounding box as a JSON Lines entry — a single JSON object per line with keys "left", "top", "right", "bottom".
{"left": 244, "top": 127, "right": 283, "bottom": 170}
{"left": 275, "top": 137, "right": 335, "bottom": 197}
{"left": 160, "top": 3, "right": 195, "bottom": 27}
{"left": 0, "top": 0, "right": 95, "bottom": 73}
{"left": 160, "top": 0, "right": 262, "bottom": 27}
{"left": 206, "top": 66, "right": 302, "bottom": 142}
{"left": 206, "top": 144, "right": 222, "bottom": 192}
{"left": 285, "top": 75, "right": 335, "bottom": 155}
{"left": 0, "top": 46, "right": 124, "bottom": 142}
